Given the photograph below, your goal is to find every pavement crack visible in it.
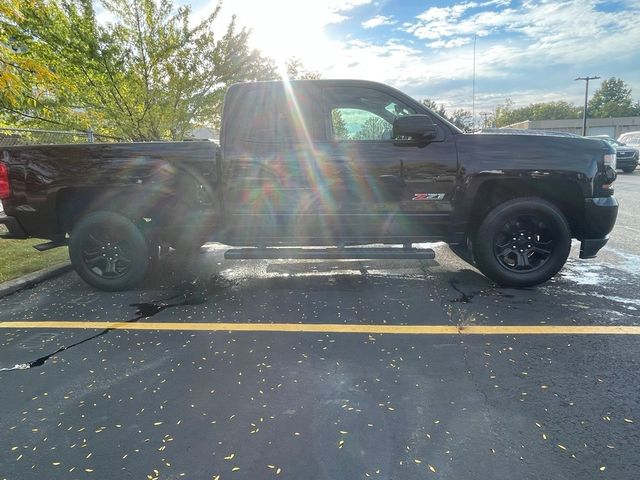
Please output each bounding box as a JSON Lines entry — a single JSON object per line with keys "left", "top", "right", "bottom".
{"left": 0, "top": 274, "right": 236, "bottom": 373}
{"left": 448, "top": 279, "right": 476, "bottom": 303}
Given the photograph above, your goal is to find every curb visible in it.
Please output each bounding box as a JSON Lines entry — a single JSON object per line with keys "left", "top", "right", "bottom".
{"left": 0, "top": 262, "right": 73, "bottom": 299}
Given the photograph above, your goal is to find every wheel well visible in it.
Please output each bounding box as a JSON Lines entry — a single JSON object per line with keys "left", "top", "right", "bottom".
{"left": 55, "top": 187, "right": 170, "bottom": 233}
{"left": 467, "top": 179, "right": 584, "bottom": 237}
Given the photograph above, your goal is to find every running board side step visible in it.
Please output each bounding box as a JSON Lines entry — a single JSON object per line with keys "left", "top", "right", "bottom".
{"left": 224, "top": 247, "right": 435, "bottom": 260}
{"left": 33, "top": 239, "right": 68, "bottom": 251}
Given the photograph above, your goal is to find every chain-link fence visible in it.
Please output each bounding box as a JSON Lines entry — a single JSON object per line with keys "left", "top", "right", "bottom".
{"left": 0, "top": 127, "right": 122, "bottom": 146}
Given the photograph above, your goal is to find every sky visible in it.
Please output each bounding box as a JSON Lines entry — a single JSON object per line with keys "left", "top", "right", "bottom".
{"left": 191, "top": 0, "right": 640, "bottom": 115}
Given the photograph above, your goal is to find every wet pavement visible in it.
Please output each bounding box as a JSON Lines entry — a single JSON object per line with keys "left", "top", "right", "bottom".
{"left": 1, "top": 172, "right": 639, "bottom": 479}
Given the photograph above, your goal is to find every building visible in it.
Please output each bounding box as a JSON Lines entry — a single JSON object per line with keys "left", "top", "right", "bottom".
{"left": 503, "top": 116, "right": 640, "bottom": 139}
{"left": 189, "top": 126, "right": 219, "bottom": 141}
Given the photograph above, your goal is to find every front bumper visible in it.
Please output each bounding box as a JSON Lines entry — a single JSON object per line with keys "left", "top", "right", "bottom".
{"left": 617, "top": 159, "right": 638, "bottom": 169}
{"left": 0, "top": 214, "right": 28, "bottom": 239}
{"left": 617, "top": 152, "right": 639, "bottom": 169}
{"left": 579, "top": 196, "right": 618, "bottom": 259}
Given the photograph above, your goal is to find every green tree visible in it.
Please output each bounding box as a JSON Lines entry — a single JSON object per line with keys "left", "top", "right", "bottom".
{"left": 495, "top": 99, "right": 581, "bottom": 127}
{"left": 421, "top": 98, "right": 447, "bottom": 117}
{"left": 331, "top": 109, "right": 349, "bottom": 140}
{"left": 1, "top": 0, "right": 277, "bottom": 139}
{"left": 353, "top": 116, "right": 388, "bottom": 140}
{"left": 285, "top": 57, "right": 321, "bottom": 80}
{"left": 0, "top": 0, "right": 72, "bottom": 127}
{"left": 588, "top": 77, "right": 640, "bottom": 118}
{"left": 448, "top": 108, "right": 473, "bottom": 131}
{"left": 421, "top": 99, "right": 473, "bottom": 131}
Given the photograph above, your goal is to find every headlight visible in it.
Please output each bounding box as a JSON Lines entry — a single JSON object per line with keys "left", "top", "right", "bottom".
{"left": 603, "top": 153, "right": 616, "bottom": 170}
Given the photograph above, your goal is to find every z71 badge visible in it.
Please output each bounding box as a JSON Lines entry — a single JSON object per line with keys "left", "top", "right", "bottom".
{"left": 412, "top": 193, "right": 445, "bottom": 201}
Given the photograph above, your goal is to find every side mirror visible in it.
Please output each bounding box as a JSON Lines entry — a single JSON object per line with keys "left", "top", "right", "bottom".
{"left": 392, "top": 115, "right": 439, "bottom": 143}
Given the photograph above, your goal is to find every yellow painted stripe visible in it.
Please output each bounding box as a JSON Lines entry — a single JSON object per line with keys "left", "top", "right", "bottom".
{"left": 0, "top": 321, "right": 640, "bottom": 335}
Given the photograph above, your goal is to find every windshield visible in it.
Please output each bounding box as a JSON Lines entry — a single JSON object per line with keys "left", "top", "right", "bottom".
{"left": 620, "top": 134, "right": 640, "bottom": 145}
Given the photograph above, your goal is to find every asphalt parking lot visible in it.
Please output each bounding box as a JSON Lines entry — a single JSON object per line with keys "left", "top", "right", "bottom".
{"left": 1, "top": 172, "right": 639, "bottom": 479}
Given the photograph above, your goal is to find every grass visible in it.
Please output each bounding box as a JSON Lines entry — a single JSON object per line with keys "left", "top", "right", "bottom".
{"left": 0, "top": 237, "right": 69, "bottom": 284}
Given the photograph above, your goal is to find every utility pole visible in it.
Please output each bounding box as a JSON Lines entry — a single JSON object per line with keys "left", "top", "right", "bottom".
{"left": 479, "top": 112, "right": 492, "bottom": 129}
{"left": 472, "top": 34, "right": 476, "bottom": 130}
{"left": 575, "top": 76, "right": 600, "bottom": 136}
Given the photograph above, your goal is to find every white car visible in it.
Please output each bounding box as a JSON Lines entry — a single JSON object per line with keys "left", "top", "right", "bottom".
{"left": 618, "top": 131, "right": 640, "bottom": 150}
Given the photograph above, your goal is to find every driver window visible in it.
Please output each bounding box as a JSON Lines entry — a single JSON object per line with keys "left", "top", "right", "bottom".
{"left": 324, "top": 86, "right": 416, "bottom": 142}
{"left": 332, "top": 108, "right": 391, "bottom": 141}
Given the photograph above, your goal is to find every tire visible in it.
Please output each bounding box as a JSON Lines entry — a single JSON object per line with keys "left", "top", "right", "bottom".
{"left": 622, "top": 166, "right": 636, "bottom": 173}
{"left": 69, "top": 211, "right": 149, "bottom": 291}
{"left": 471, "top": 197, "right": 571, "bottom": 288}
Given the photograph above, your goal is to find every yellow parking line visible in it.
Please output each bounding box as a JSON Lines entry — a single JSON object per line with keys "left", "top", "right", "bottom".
{"left": 0, "top": 321, "right": 640, "bottom": 335}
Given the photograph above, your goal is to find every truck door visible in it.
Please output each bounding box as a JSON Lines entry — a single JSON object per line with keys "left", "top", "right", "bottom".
{"left": 317, "top": 85, "right": 458, "bottom": 240}
{"left": 219, "top": 82, "right": 324, "bottom": 242}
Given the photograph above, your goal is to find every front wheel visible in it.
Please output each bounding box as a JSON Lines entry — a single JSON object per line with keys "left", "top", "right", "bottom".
{"left": 69, "top": 211, "right": 149, "bottom": 291}
{"left": 621, "top": 166, "right": 636, "bottom": 173}
{"left": 472, "top": 197, "right": 571, "bottom": 287}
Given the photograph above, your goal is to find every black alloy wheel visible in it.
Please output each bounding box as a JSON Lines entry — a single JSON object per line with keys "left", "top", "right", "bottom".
{"left": 472, "top": 197, "right": 571, "bottom": 287}
{"left": 492, "top": 214, "right": 553, "bottom": 273}
{"left": 69, "top": 211, "right": 149, "bottom": 291}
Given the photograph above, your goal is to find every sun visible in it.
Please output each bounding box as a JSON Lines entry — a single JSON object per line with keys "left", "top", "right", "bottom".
{"left": 220, "top": 0, "right": 336, "bottom": 70}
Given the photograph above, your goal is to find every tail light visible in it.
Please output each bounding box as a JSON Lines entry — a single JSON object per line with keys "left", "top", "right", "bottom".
{"left": 0, "top": 162, "right": 10, "bottom": 200}
{"left": 603, "top": 153, "right": 616, "bottom": 170}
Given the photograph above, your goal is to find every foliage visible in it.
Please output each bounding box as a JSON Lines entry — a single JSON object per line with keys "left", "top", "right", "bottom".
{"left": 448, "top": 108, "right": 473, "bottom": 130}
{"left": 588, "top": 77, "right": 640, "bottom": 118}
{"left": 285, "top": 57, "right": 321, "bottom": 80}
{"left": 421, "top": 98, "right": 447, "bottom": 118}
{"left": 0, "top": 0, "right": 277, "bottom": 139}
{"left": 422, "top": 98, "right": 473, "bottom": 131}
{"left": 331, "top": 109, "right": 349, "bottom": 140}
{"left": 495, "top": 99, "right": 582, "bottom": 127}
{"left": 0, "top": 0, "right": 70, "bottom": 127}
{"left": 353, "top": 115, "right": 388, "bottom": 140}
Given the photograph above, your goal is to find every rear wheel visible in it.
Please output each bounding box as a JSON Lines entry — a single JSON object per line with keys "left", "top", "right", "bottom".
{"left": 69, "top": 211, "right": 149, "bottom": 291}
{"left": 472, "top": 197, "right": 571, "bottom": 287}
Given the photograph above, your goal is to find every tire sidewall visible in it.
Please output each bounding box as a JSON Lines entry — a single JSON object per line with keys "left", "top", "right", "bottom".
{"left": 69, "top": 211, "right": 149, "bottom": 291}
{"left": 472, "top": 197, "right": 571, "bottom": 287}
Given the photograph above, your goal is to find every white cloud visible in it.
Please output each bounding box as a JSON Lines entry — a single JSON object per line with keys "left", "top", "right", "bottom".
{"left": 186, "top": 0, "right": 640, "bottom": 114}
{"left": 361, "top": 15, "right": 396, "bottom": 29}
{"left": 427, "top": 38, "right": 471, "bottom": 49}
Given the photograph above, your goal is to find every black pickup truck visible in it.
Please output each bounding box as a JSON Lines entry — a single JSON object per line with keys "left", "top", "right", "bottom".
{"left": 0, "top": 79, "right": 619, "bottom": 291}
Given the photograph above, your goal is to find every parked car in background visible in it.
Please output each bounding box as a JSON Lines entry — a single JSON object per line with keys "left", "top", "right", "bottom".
{"left": 587, "top": 135, "right": 638, "bottom": 173}
{"left": 618, "top": 131, "right": 640, "bottom": 151}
